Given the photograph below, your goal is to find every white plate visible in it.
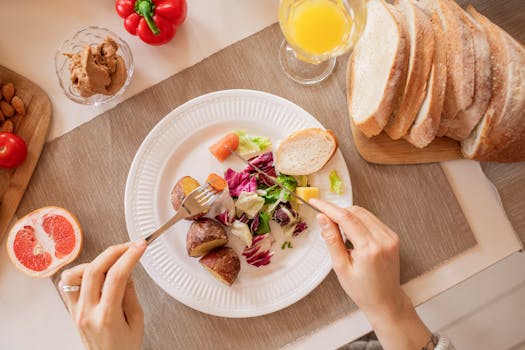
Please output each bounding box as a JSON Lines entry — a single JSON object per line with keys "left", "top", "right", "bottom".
{"left": 125, "top": 90, "right": 352, "bottom": 318}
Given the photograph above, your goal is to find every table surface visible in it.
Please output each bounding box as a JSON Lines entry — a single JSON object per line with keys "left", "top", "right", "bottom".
{"left": 0, "top": 1, "right": 522, "bottom": 349}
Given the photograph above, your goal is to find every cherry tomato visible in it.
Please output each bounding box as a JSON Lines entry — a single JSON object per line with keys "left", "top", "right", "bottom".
{"left": 0, "top": 132, "right": 28, "bottom": 169}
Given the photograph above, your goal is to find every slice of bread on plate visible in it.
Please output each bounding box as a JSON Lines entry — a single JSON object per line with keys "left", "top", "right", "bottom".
{"left": 275, "top": 128, "right": 337, "bottom": 175}
{"left": 384, "top": 0, "right": 434, "bottom": 140}
{"left": 440, "top": 1, "right": 492, "bottom": 141}
{"left": 347, "top": 0, "right": 409, "bottom": 138}
{"left": 461, "top": 6, "right": 525, "bottom": 162}
{"left": 405, "top": 11, "right": 447, "bottom": 148}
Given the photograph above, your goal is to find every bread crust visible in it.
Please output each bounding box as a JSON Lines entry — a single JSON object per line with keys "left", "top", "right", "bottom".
{"left": 461, "top": 6, "right": 525, "bottom": 162}
{"left": 347, "top": 0, "right": 409, "bottom": 138}
{"left": 405, "top": 11, "right": 447, "bottom": 148}
{"left": 438, "top": 0, "right": 476, "bottom": 124}
{"left": 385, "top": 0, "right": 434, "bottom": 140}
{"left": 443, "top": 9, "right": 492, "bottom": 141}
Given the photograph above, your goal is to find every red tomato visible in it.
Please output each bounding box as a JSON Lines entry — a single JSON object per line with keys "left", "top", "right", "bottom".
{"left": 0, "top": 132, "right": 28, "bottom": 169}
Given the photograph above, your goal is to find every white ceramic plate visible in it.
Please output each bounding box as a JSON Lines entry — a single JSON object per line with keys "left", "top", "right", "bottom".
{"left": 125, "top": 90, "right": 352, "bottom": 317}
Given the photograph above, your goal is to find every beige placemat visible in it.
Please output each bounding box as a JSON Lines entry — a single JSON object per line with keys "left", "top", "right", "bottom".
{"left": 17, "top": 24, "right": 476, "bottom": 349}
{"left": 482, "top": 163, "right": 525, "bottom": 245}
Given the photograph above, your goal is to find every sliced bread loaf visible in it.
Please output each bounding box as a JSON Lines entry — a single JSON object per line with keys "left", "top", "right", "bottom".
{"left": 384, "top": 0, "right": 434, "bottom": 140}
{"left": 415, "top": 0, "right": 475, "bottom": 127}
{"left": 440, "top": 1, "right": 492, "bottom": 141}
{"left": 275, "top": 128, "right": 337, "bottom": 175}
{"left": 461, "top": 7, "right": 525, "bottom": 162}
{"left": 347, "top": 0, "right": 409, "bottom": 138}
{"left": 405, "top": 11, "right": 447, "bottom": 148}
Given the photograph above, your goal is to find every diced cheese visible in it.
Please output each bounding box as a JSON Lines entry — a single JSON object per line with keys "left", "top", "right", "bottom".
{"left": 295, "top": 187, "right": 319, "bottom": 203}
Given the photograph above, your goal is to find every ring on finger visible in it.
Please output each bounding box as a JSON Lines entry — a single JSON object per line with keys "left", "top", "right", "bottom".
{"left": 61, "top": 285, "right": 81, "bottom": 293}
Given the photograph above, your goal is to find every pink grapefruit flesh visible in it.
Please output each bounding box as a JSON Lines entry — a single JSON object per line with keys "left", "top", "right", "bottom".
{"left": 7, "top": 206, "right": 83, "bottom": 278}
{"left": 13, "top": 225, "right": 53, "bottom": 272}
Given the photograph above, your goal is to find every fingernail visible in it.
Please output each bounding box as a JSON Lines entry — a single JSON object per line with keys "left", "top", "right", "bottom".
{"left": 317, "top": 214, "right": 329, "bottom": 229}
{"left": 134, "top": 239, "right": 147, "bottom": 250}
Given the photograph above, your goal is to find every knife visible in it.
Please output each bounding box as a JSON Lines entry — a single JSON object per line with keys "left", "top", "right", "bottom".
{"left": 225, "top": 146, "right": 321, "bottom": 213}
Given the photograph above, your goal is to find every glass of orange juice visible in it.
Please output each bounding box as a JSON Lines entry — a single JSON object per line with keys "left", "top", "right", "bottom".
{"left": 279, "top": 0, "right": 366, "bottom": 85}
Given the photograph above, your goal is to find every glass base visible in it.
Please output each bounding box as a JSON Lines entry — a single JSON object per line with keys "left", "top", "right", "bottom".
{"left": 279, "top": 40, "right": 336, "bottom": 85}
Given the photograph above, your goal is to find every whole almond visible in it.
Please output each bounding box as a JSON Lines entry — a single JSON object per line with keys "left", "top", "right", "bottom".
{"left": 1, "top": 101, "right": 14, "bottom": 117}
{"left": 2, "top": 83, "right": 15, "bottom": 102}
{"left": 11, "top": 96, "right": 25, "bottom": 116}
{"left": 0, "top": 110, "right": 4, "bottom": 122}
{"left": 0, "top": 120, "right": 14, "bottom": 133}
{"left": 0, "top": 101, "right": 15, "bottom": 117}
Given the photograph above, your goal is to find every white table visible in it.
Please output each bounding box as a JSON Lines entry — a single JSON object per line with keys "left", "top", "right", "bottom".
{"left": 1, "top": 1, "right": 523, "bottom": 349}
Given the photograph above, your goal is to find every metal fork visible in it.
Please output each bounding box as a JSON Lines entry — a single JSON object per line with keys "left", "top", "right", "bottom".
{"left": 144, "top": 183, "right": 222, "bottom": 245}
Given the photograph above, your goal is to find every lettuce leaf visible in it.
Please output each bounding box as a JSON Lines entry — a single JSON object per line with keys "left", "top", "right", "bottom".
{"left": 329, "top": 170, "right": 344, "bottom": 195}
{"left": 256, "top": 212, "right": 271, "bottom": 234}
{"left": 236, "top": 131, "right": 272, "bottom": 157}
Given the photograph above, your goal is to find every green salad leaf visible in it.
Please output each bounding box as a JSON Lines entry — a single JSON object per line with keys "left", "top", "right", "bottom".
{"left": 262, "top": 174, "right": 298, "bottom": 204}
{"left": 256, "top": 212, "right": 271, "bottom": 234}
{"left": 329, "top": 170, "right": 344, "bottom": 195}
{"left": 235, "top": 130, "right": 272, "bottom": 156}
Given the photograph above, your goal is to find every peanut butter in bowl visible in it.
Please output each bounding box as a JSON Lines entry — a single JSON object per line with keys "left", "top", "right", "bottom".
{"left": 55, "top": 26, "right": 134, "bottom": 105}
{"left": 65, "top": 37, "right": 127, "bottom": 98}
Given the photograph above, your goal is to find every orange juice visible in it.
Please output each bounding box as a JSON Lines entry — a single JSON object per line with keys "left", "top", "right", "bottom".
{"left": 280, "top": 0, "right": 353, "bottom": 57}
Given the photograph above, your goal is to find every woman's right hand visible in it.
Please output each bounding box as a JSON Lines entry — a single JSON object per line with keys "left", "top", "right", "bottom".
{"left": 310, "top": 199, "right": 434, "bottom": 350}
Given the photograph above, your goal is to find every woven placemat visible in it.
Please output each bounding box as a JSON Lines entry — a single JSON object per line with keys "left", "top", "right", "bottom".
{"left": 18, "top": 24, "right": 476, "bottom": 349}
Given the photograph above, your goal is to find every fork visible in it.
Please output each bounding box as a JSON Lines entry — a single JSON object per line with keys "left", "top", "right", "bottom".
{"left": 144, "top": 183, "right": 222, "bottom": 245}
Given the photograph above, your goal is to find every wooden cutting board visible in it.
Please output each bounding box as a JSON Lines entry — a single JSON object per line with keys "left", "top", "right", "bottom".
{"left": 349, "top": 121, "right": 464, "bottom": 165}
{"left": 0, "top": 66, "right": 51, "bottom": 239}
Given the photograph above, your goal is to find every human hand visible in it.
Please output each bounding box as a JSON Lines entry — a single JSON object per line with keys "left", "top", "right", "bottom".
{"left": 58, "top": 240, "right": 147, "bottom": 350}
{"left": 310, "top": 200, "right": 407, "bottom": 326}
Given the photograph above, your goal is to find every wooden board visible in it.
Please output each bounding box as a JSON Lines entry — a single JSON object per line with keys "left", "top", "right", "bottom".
{"left": 0, "top": 66, "right": 52, "bottom": 239}
{"left": 350, "top": 121, "right": 463, "bottom": 164}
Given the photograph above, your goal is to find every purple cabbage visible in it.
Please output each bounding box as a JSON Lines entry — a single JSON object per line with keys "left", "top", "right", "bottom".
{"left": 293, "top": 221, "right": 308, "bottom": 236}
{"left": 272, "top": 203, "right": 298, "bottom": 226}
{"left": 215, "top": 210, "right": 234, "bottom": 227}
{"left": 245, "top": 152, "right": 277, "bottom": 177}
{"left": 238, "top": 213, "right": 250, "bottom": 224}
{"left": 242, "top": 234, "right": 275, "bottom": 267}
{"left": 250, "top": 214, "right": 260, "bottom": 233}
{"left": 224, "top": 168, "right": 257, "bottom": 197}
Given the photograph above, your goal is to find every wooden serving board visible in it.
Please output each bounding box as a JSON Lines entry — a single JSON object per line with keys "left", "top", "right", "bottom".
{"left": 0, "top": 66, "right": 51, "bottom": 239}
{"left": 350, "top": 121, "right": 464, "bottom": 165}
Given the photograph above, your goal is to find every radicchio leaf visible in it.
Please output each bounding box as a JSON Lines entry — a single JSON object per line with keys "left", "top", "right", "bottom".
{"left": 293, "top": 221, "right": 308, "bottom": 236}
{"left": 215, "top": 210, "right": 233, "bottom": 227}
{"left": 224, "top": 168, "right": 257, "bottom": 197}
{"left": 245, "top": 152, "right": 277, "bottom": 177}
{"left": 242, "top": 233, "right": 275, "bottom": 267}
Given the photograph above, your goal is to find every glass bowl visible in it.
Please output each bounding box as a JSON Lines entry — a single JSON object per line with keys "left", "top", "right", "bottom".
{"left": 55, "top": 26, "right": 134, "bottom": 106}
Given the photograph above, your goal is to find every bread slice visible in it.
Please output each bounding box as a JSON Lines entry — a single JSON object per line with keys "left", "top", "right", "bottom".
{"left": 415, "top": 0, "right": 475, "bottom": 129}
{"left": 440, "top": 1, "right": 492, "bottom": 141}
{"left": 405, "top": 11, "right": 447, "bottom": 148}
{"left": 347, "top": 0, "right": 409, "bottom": 138}
{"left": 461, "top": 7, "right": 525, "bottom": 162}
{"left": 384, "top": 0, "right": 434, "bottom": 140}
{"left": 275, "top": 128, "right": 337, "bottom": 175}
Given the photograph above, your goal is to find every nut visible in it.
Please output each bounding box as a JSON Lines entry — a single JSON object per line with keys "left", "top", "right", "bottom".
{"left": 1, "top": 83, "right": 15, "bottom": 103}
{"left": 0, "top": 110, "right": 4, "bottom": 122}
{"left": 0, "top": 101, "right": 15, "bottom": 117}
{"left": 0, "top": 120, "right": 14, "bottom": 133}
{"left": 11, "top": 96, "right": 25, "bottom": 116}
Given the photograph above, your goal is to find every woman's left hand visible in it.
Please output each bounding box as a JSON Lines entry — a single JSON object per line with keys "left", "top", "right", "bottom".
{"left": 59, "top": 240, "right": 147, "bottom": 350}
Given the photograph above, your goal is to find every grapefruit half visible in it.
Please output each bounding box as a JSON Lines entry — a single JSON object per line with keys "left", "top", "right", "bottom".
{"left": 6, "top": 206, "right": 83, "bottom": 278}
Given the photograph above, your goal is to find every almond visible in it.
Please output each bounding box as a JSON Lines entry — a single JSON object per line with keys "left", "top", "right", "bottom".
{"left": 11, "top": 96, "right": 25, "bottom": 116}
{"left": 2, "top": 83, "right": 15, "bottom": 103}
{"left": 0, "top": 101, "right": 15, "bottom": 117}
{"left": 0, "top": 110, "right": 4, "bottom": 122}
{"left": 0, "top": 120, "right": 14, "bottom": 133}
